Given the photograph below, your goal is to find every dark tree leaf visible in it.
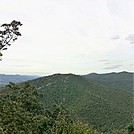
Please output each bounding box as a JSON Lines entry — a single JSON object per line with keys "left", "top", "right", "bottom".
{"left": 0, "top": 20, "right": 22, "bottom": 60}
{"left": 1, "top": 23, "right": 8, "bottom": 27}
{"left": 2, "top": 48, "right": 8, "bottom": 50}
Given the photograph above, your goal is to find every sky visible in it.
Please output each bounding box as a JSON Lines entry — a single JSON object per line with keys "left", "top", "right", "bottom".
{"left": 0, "top": 0, "right": 134, "bottom": 76}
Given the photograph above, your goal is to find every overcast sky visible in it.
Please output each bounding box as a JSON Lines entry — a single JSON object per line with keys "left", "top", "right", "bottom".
{"left": 0, "top": 0, "right": 134, "bottom": 76}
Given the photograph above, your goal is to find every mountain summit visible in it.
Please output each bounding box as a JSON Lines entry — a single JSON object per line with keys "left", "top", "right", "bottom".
{"left": 30, "top": 73, "right": 133, "bottom": 131}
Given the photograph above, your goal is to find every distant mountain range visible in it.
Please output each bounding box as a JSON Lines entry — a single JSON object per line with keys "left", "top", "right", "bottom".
{"left": 1, "top": 72, "right": 133, "bottom": 131}
{"left": 0, "top": 74, "right": 39, "bottom": 86}
{"left": 83, "top": 71, "right": 134, "bottom": 91}
{"left": 29, "top": 72, "right": 133, "bottom": 132}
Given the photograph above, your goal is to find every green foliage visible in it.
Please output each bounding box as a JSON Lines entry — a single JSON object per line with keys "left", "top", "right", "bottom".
{"left": 84, "top": 72, "right": 133, "bottom": 91}
{"left": 0, "top": 82, "right": 46, "bottom": 133}
{"left": 128, "top": 122, "right": 134, "bottom": 134}
{"left": 71, "top": 121, "right": 99, "bottom": 134}
{"left": 111, "top": 129, "right": 128, "bottom": 134}
{"left": 0, "top": 82, "right": 99, "bottom": 134}
{"left": 0, "top": 20, "right": 22, "bottom": 60}
{"left": 30, "top": 74, "right": 133, "bottom": 132}
{"left": 50, "top": 104, "right": 99, "bottom": 134}
{"left": 0, "top": 75, "right": 131, "bottom": 133}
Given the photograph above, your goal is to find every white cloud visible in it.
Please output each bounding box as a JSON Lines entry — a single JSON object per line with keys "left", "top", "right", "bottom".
{"left": 126, "top": 34, "right": 134, "bottom": 44}
{"left": 0, "top": 0, "right": 133, "bottom": 75}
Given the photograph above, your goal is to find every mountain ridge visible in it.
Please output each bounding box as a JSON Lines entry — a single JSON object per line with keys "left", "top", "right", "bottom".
{"left": 29, "top": 73, "right": 133, "bottom": 132}
{"left": 83, "top": 71, "right": 134, "bottom": 91}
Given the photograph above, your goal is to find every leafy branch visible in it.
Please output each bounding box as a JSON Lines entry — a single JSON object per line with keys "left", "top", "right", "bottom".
{"left": 0, "top": 20, "right": 22, "bottom": 60}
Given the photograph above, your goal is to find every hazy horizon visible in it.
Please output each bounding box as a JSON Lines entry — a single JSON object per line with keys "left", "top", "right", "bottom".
{"left": 0, "top": 70, "right": 133, "bottom": 77}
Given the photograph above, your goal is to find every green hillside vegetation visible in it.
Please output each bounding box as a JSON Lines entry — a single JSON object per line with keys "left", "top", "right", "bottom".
{"left": 30, "top": 73, "right": 133, "bottom": 132}
{"left": 0, "top": 74, "right": 133, "bottom": 133}
{"left": 0, "top": 82, "right": 99, "bottom": 134}
{"left": 84, "top": 71, "right": 133, "bottom": 91}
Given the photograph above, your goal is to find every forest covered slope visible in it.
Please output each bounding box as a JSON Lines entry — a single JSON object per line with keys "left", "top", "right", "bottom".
{"left": 30, "top": 73, "right": 133, "bottom": 132}
{"left": 84, "top": 71, "right": 133, "bottom": 91}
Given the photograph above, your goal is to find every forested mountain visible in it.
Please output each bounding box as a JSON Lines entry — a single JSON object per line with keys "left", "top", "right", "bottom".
{"left": 84, "top": 71, "right": 134, "bottom": 91}
{"left": 30, "top": 73, "right": 133, "bottom": 132}
{"left": 0, "top": 74, "right": 39, "bottom": 86}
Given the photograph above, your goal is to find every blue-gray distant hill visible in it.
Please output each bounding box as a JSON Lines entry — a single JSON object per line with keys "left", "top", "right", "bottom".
{"left": 0, "top": 74, "right": 39, "bottom": 86}
{"left": 83, "top": 71, "right": 134, "bottom": 91}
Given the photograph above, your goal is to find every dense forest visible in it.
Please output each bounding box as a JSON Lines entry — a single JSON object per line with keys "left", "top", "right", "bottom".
{"left": 0, "top": 73, "right": 134, "bottom": 133}
{"left": 84, "top": 71, "right": 133, "bottom": 91}
{"left": 0, "top": 82, "right": 99, "bottom": 133}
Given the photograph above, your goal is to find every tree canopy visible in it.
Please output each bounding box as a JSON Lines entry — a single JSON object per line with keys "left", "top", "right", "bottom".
{"left": 0, "top": 20, "right": 22, "bottom": 60}
{"left": 0, "top": 82, "right": 99, "bottom": 133}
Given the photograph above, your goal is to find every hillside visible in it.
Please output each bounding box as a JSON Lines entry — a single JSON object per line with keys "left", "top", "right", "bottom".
{"left": 0, "top": 74, "right": 39, "bottom": 86}
{"left": 30, "top": 73, "right": 133, "bottom": 132}
{"left": 84, "top": 71, "right": 134, "bottom": 91}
